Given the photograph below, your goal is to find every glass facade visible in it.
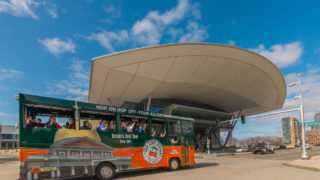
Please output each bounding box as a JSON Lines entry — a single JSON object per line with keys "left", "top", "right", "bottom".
{"left": 282, "top": 117, "right": 301, "bottom": 147}
{"left": 312, "top": 113, "right": 320, "bottom": 130}
{"left": 282, "top": 117, "right": 291, "bottom": 144}
{"left": 122, "top": 98, "right": 225, "bottom": 113}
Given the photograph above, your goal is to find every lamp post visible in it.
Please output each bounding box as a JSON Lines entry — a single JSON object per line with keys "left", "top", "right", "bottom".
{"left": 288, "top": 73, "right": 309, "bottom": 159}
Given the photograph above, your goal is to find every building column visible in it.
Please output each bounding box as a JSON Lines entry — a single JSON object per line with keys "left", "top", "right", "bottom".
{"left": 84, "top": 166, "right": 88, "bottom": 174}
{"left": 33, "top": 173, "right": 38, "bottom": 180}
{"left": 51, "top": 171, "right": 56, "bottom": 178}
{"left": 71, "top": 166, "right": 75, "bottom": 176}
{"left": 57, "top": 168, "right": 61, "bottom": 178}
{"left": 27, "top": 170, "right": 32, "bottom": 180}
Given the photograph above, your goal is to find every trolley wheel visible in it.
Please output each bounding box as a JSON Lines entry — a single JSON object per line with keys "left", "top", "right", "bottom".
{"left": 169, "top": 158, "right": 181, "bottom": 171}
{"left": 96, "top": 163, "right": 116, "bottom": 180}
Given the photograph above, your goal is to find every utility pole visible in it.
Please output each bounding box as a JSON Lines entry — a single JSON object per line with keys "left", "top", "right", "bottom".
{"left": 289, "top": 73, "right": 309, "bottom": 159}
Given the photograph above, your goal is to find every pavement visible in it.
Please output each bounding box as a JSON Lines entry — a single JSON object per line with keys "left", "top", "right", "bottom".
{"left": 195, "top": 151, "right": 251, "bottom": 158}
{"left": 2, "top": 152, "right": 320, "bottom": 180}
{"left": 1, "top": 147, "right": 320, "bottom": 179}
{"left": 197, "top": 146, "right": 320, "bottom": 173}
{"left": 0, "top": 150, "right": 19, "bottom": 163}
{"left": 283, "top": 155, "right": 320, "bottom": 171}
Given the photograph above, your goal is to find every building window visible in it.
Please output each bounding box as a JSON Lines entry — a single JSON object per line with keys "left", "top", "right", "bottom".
{"left": 104, "top": 152, "right": 111, "bottom": 158}
{"left": 94, "top": 152, "right": 101, "bottom": 158}
{"left": 83, "top": 151, "right": 91, "bottom": 157}
{"left": 57, "top": 150, "right": 67, "bottom": 157}
{"left": 71, "top": 151, "right": 79, "bottom": 157}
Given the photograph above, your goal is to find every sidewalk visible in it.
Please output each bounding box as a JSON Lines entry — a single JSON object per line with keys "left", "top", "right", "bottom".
{"left": 0, "top": 149, "right": 19, "bottom": 156}
{"left": 283, "top": 155, "right": 320, "bottom": 171}
{"left": 195, "top": 151, "right": 251, "bottom": 158}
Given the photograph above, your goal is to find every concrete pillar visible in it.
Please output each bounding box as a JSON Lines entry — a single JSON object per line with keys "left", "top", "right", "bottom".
{"left": 71, "top": 166, "right": 75, "bottom": 176}
{"left": 51, "top": 171, "right": 55, "bottom": 178}
{"left": 33, "top": 173, "right": 38, "bottom": 180}
{"left": 56, "top": 168, "right": 61, "bottom": 177}
{"left": 27, "top": 170, "right": 32, "bottom": 180}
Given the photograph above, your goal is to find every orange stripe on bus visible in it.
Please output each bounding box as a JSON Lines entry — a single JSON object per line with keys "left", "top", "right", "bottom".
{"left": 113, "top": 146, "right": 183, "bottom": 169}
{"left": 19, "top": 148, "right": 50, "bottom": 153}
{"left": 19, "top": 148, "right": 49, "bottom": 162}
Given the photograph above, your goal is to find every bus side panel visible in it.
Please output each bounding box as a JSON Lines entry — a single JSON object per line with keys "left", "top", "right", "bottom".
{"left": 113, "top": 146, "right": 182, "bottom": 169}
{"left": 188, "top": 146, "right": 195, "bottom": 165}
{"left": 19, "top": 148, "right": 49, "bottom": 162}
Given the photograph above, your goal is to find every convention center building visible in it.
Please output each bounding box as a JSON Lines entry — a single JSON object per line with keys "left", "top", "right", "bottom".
{"left": 88, "top": 43, "right": 286, "bottom": 149}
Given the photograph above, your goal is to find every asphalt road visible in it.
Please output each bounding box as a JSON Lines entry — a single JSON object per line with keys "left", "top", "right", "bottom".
{"left": 1, "top": 147, "right": 320, "bottom": 180}
{"left": 239, "top": 146, "right": 320, "bottom": 161}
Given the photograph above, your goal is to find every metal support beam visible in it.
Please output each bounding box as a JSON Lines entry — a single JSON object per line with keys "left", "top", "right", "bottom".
{"left": 146, "top": 93, "right": 152, "bottom": 111}
{"left": 220, "top": 111, "right": 241, "bottom": 149}
{"left": 211, "top": 126, "right": 223, "bottom": 147}
{"left": 247, "top": 108, "right": 300, "bottom": 118}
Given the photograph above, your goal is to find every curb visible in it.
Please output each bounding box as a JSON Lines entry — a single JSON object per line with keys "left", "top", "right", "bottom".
{"left": 283, "top": 162, "right": 320, "bottom": 172}
{"left": 195, "top": 152, "right": 251, "bottom": 158}
{"left": 0, "top": 157, "right": 19, "bottom": 163}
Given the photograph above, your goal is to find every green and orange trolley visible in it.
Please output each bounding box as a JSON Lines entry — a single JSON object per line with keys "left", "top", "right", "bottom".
{"left": 18, "top": 93, "right": 195, "bottom": 180}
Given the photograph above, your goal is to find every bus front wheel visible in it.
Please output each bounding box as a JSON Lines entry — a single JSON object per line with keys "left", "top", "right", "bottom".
{"left": 169, "top": 158, "right": 181, "bottom": 171}
{"left": 96, "top": 163, "right": 116, "bottom": 180}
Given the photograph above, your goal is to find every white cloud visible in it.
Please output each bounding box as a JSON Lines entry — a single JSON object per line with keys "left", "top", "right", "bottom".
{"left": 251, "top": 42, "right": 303, "bottom": 68}
{"left": 0, "top": 0, "right": 58, "bottom": 19}
{"left": 46, "top": 59, "right": 90, "bottom": 101}
{"left": 145, "top": 0, "right": 189, "bottom": 25}
{"left": 0, "top": 112, "right": 17, "bottom": 117}
{"left": 166, "top": 27, "right": 183, "bottom": 42}
{"left": 104, "top": 4, "right": 121, "bottom": 18}
{"left": 42, "top": 0, "right": 57, "bottom": 19}
{"left": 89, "top": 0, "right": 208, "bottom": 51}
{"left": 241, "top": 65, "right": 320, "bottom": 139}
{"left": 68, "top": 88, "right": 89, "bottom": 96}
{"left": 0, "top": 68, "right": 23, "bottom": 80}
{"left": 131, "top": 18, "right": 161, "bottom": 45}
{"left": 286, "top": 67, "right": 320, "bottom": 120}
{"left": 0, "top": 0, "right": 39, "bottom": 19}
{"left": 88, "top": 30, "right": 129, "bottom": 52}
{"left": 0, "top": 101, "right": 9, "bottom": 105}
{"left": 131, "top": 0, "right": 207, "bottom": 45}
{"left": 38, "top": 38, "right": 75, "bottom": 56}
{"left": 178, "top": 21, "right": 208, "bottom": 42}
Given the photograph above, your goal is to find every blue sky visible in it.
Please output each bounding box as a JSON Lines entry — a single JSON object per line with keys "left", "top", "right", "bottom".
{"left": 1, "top": 0, "right": 320, "bottom": 139}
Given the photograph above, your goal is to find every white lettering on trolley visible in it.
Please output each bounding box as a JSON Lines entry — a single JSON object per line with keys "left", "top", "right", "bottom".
{"left": 112, "top": 133, "right": 139, "bottom": 144}
{"left": 96, "top": 105, "right": 108, "bottom": 110}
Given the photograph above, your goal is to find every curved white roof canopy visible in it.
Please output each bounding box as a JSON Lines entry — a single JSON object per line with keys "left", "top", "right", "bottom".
{"left": 89, "top": 43, "right": 286, "bottom": 116}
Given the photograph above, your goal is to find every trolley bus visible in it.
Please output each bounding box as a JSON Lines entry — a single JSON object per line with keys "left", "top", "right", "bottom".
{"left": 18, "top": 93, "right": 195, "bottom": 180}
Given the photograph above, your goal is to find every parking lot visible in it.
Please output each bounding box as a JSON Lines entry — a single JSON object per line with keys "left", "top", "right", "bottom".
{"left": 1, "top": 147, "right": 320, "bottom": 180}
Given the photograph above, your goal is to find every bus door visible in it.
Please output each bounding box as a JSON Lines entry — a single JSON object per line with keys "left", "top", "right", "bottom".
{"left": 181, "top": 136, "right": 191, "bottom": 165}
{"left": 181, "top": 121, "right": 193, "bottom": 165}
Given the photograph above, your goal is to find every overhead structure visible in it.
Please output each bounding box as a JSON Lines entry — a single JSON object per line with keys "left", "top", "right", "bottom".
{"left": 88, "top": 43, "right": 286, "bottom": 116}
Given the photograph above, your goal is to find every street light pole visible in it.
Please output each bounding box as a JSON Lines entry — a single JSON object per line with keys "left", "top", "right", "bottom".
{"left": 297, "top": 74, "right": 309, "bottom": 159}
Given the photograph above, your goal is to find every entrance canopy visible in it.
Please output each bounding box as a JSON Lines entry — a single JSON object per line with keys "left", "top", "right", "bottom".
{"left": 89, "top": 43, "right": 286, "bottom": 116}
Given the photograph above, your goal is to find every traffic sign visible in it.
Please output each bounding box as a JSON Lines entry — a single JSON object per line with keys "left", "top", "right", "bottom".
{"left": 298, "top": 121, "right": 320, "bottom": 126}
